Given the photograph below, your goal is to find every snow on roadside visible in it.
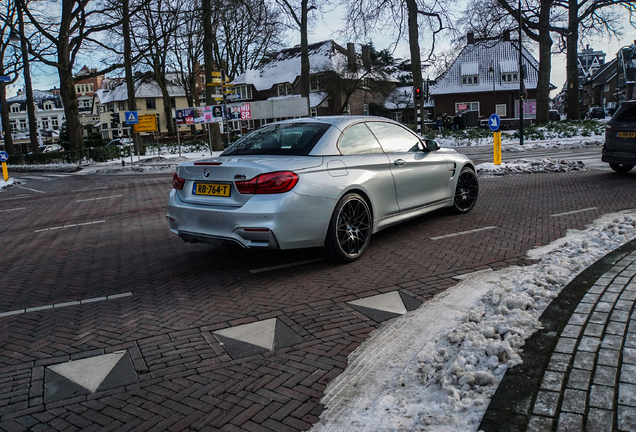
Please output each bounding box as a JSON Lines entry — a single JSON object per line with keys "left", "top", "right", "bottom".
{"left": 1, "top": 179, "right": 14, "bottom": 189}
{"left": 312, "top": 210, "right": 636, "bottom": 432}
{"left": 476, "top": 159, "right": 586, "bottom": 176}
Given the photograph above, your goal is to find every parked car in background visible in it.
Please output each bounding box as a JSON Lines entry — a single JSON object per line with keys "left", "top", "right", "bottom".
{"left": 602, "top": 100, "right": 636, "bottom": 173}
{"left": 167, "top": 116, "right": 479, "bottom": 262}
{"left": 106, "top": 138, "right": 133, "bottom": 148}
{"left": 549, "top": 110, "right": 560, "bottom": 121}
{"left": 28, "top": 144, "right": 64, "bottom": 154}
{"left": 588, "top": 107, "right": 607, "bottom": 119}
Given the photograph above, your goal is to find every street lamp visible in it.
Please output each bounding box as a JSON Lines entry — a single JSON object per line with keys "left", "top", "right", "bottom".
{"left": 489, "top": 63, "right": 496, "bottom": 114}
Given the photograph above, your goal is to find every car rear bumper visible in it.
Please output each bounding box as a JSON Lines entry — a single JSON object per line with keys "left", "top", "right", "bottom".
{"left": 602, "top": 150, "right": 636, "bottom": 165}
{"left": 166, "top": 190, "right": 335, "bottom": 250}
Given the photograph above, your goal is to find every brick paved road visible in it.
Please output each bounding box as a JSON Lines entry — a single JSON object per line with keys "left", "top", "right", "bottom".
{"left": 0, "top": 162, "right": 635, "bottom": 431}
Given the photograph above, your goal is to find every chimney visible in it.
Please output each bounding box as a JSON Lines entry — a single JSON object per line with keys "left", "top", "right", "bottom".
{"left": 503, "top": 30, "right": 510, "bottom": 42}
{"left": 347, "top": 43, "right": 356, "bottom": 70}
{"left": 362, "top": 45, "right": 371, "bottom": 70}
{"left": 467, "top": 33, "right": 475, "bottom": 45}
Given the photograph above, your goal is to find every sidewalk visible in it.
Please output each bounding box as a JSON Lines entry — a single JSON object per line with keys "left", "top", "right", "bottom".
{"left": 480, "top": 239, "right": 636, "bottom": 431}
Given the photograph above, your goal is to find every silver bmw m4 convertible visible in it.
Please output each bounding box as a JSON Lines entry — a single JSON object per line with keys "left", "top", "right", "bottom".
{"left": 167, "top": 116, "right": 478, "bottom": 262}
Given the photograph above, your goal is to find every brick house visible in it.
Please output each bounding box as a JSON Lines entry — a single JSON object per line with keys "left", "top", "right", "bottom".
{"left": 430, "top": 32, "right": 550, "bottom": 128}
{"left": 581, "top": 58, "right": 618, "bottom": 114}
{"left": 231, "top": 40, "right": 398, "bottom": 128}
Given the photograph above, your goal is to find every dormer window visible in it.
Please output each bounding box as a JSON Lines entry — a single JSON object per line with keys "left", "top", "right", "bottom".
{"left": 502, "top": 73, "right": 518, "bottom": 83}
{"left": 10, "top": 104, "right": 20, "bottom": 113}
{"left": 462, "top": 76, "right": 479, "bottom": 85}
{"left": 44, "top": 102, "right": 54, "bottom": 110}
{"left": 310, "top": 74, "right": 324, "bottom": 92}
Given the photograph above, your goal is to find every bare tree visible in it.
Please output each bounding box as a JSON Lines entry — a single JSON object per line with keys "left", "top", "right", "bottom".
{"left": 0, "top": 2, "right": 20, "bottom": 155}
{"left": 341, "top": 0, "right": 457, "bottom": 120}
{"left": 130, "top": 0, "right": 182, "bottom": 133}
{"left": 21, "top": 0, "right": 122, "bottom": 151}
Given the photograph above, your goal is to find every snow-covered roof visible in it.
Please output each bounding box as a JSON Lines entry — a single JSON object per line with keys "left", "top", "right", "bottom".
{"left": 430, "top": 40, "right": 542, "bottom": 96}
{"left": 95, "top": 79, "right": 185, "bottom": 104}
{"left": 7, "top": 89, "right": 60, "bottom": 102}
{"left": 460, "top": 63, "right": 479, "bottom": 76}
{"left": 233, "top": 40, "right": 350, "bottom": 91}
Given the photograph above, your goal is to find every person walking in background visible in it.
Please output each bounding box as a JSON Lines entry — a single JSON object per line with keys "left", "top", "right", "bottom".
{"left": 452, "top": 113, "right": 460, "bottom": 131}
{"left": 436, "top": 116, "right": 444, "bottom": 131}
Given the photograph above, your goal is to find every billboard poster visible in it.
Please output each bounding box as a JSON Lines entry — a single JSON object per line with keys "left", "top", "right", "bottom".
{"left": 240, "top": 104, "right": 251, "bottom": 119}
{"left": 515, "top": 100, "right": 537, "bottom": 117}
{"left": 175, "top": 109, "right": 185, "bottom": 125}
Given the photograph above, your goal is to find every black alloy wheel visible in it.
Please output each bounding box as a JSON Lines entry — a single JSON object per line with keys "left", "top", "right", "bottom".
{"left": 452, "top": 167, "right": 479, "bottom": 213}
{"left": 609, "top": 163, "right": 634, "bottom": 173}
{"left": 325, "top": 193, "right": 372, "bottom": 262}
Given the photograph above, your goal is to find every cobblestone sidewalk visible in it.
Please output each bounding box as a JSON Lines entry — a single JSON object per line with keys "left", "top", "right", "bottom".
{"left": 481, "top": 239, "right": 636, "bottom": 431}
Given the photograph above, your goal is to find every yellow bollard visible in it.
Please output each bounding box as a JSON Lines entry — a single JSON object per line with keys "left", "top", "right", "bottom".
{"left": 1, "top": 162, "right": 8, "bottom": 181}
{"left": 493, "top": 131, "right": 501, "bottom": 165}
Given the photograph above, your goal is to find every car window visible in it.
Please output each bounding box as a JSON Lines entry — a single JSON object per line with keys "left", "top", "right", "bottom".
{"left": 366, "top": 122, "right": 422, "bottom": 153}
{"left": 338, "top": 123, "right": 383, "bottom": 155}
{"left": 614, "top": 105, "right": 636, "bottom": 122}
{"left": 222, "top": 123, "right": 330, "bottom": 156}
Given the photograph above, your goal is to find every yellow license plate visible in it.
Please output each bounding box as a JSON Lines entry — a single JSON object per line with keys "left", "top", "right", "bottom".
{"left": 617, "top": 132, "right": 636, "bottom": 138}
{"left": 192, "top": 183, "right": 231, "bottom": 197}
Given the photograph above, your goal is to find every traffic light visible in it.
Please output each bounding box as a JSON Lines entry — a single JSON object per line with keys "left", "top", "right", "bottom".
{"left": 111, "top": 112, "right": 120, "bottom": 124}
{"left": 414, "top": 87, "right": 422, "bottom": 100}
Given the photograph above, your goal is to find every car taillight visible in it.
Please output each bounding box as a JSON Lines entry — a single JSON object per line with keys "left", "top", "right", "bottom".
{"left": 173, "top": 172, "right": 185, "bottom": 190}
{"left": 236, "top": 171, "right": 299, "bottom": 194}
{"left": 606, "top": 125, "right": 612, "bottom": 132}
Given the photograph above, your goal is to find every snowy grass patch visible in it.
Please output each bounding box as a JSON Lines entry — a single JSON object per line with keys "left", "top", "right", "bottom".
{"left": 476, "top": 159, "right": 586, "bottom": 177}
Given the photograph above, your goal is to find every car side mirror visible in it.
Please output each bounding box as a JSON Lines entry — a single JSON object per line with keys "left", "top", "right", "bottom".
{"left": 424, "top": 139, "right": 440, "bottom": 151}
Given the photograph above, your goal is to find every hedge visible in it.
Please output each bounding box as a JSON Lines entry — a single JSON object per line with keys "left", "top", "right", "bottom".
{"left": 7, "top": 146, "right": 124, "bottom": 165}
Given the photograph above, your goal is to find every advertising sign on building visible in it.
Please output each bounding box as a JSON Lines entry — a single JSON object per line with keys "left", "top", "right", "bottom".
{"left": 240, "top": 104, "right": 251, "bottom": 119}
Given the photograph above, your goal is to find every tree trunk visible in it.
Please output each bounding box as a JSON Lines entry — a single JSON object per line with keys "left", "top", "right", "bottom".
{"left": 406, "top": 0, "right": 423, "bottom": 129}
{"left": 535, "top": 0, "right": 553, "bottom": 125}
{"left": 300, "top": 0, "right": 309, "bottom": 111}
{"left": 123, "top": 0, "right": 143, "bottom": 155}
{"left": 566, "top": 0, "right": 580, "bottom": 120}
{"left": 202, "top": 0, "right": 223, "bottom": 151}
{"left": 0, "top": 83, "right": 14, "bottom": 155}
{"left": 18, "top": 0, "right": 39, "bottom": 153}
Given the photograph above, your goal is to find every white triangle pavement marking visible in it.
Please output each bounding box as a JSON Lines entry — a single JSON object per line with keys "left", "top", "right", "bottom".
{"left": 348, "top": 291, "right": 407, "bottom": 315}
{"left": 48, "top": 351, "right": 125, "bottom": 392}
{"left": 214, "top": 318, "right": 277, "bottom": 350}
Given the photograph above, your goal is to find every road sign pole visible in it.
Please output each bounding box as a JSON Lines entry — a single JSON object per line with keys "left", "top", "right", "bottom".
{"left": 2, "top": 162, "right": 8, "bottom": 181}
{"left": 493, "top": 131, "right": 501, "bottom": 165}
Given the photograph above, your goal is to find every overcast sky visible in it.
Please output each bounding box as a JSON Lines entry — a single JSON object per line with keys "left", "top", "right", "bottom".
{"left": 8, "top": 7, "right": 636, "bottom": 100}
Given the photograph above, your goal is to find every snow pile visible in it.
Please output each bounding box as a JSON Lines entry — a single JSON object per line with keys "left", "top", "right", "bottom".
{"left": 313, "top": 211, "right": 636, "bottom": 432}
{"left": 476, "top": 158, "right": 586, "bottom": 176}
{"left": 1, "top": 179, "right": 15, "bottom": 189}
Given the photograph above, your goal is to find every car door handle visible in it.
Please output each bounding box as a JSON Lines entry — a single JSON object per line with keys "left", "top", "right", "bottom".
{"left": 394, "top": 159, "right": 406, "bottom": 167}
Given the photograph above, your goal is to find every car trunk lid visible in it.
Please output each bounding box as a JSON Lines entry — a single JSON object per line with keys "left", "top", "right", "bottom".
{"left": 175, "top": 155, "right": 322, "bottom": 206}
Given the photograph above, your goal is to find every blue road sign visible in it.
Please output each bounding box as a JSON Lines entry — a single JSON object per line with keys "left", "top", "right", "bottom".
{"left": 489, "top": 113, "right": 501, "bottom": 131}
{"left": 0, "top": 151, "right": 9, "bottom": 162}
{"left": 125, "top": 111, "right": 138, "bottom": 124}
{"left": 0, "top": 76, "right": 10, "bottom": 82}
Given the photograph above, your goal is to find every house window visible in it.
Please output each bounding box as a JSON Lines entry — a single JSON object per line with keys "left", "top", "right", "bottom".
{"left": 10, "top": 121, "right": 17, "bottom": 132}
{"left": 10, "top": 105, "right": 20, "bottom": 113}
{"left": 236, "top": 85, "right": 252, "bottom": 100}
{"left": 118, "top": 102, "right": 125, "bottom": 111}
{"left": 89, "top": 84, "right": 93, "bottom": 92}
{"left": 146, "top": 98, "right": 156, "bottom": 109}
{"left": 310, "top": 108, "right": 318, "bottom": 117}
{"left": 496, "top": 104, "right": 507, "bottom": 117}
{"left": 456, "top": 102, "right": 480, "bottom": 116}
{"left": 310, "top": 75, "right": 324, "bottom": 92}
{"left": 42, "top": 119, "right": 49, "bottom": 130}
{"left": 363, "top": 104, "right": 369, "bottom": 116}
{"left": 170, "top": 98, "right": 176, "bottom": 108}
{"left": 286, "top": 84, "right": 293, "bottom": 95}
{"left": 501, "top": 73, "right": 518, "bottom": 83}
{"left": 462, "top": 76, "right": 479, "bottom": 85}
{"left": 19, "top": 119, "right": 27, "bottom": 130}
{"left": 51, "top": 119, "right": 59, "bottom": 129}
{"left": 344, "top": 104, "right": 351, "bottom": 115}
{"left": 604, "top": 83, "right": 610, "bottom": 92}
{"left": 278, "top": 84, "right": 286, "bottom": 97}
{"left": 44, "top": 102, "right": 53, "bottom": 110}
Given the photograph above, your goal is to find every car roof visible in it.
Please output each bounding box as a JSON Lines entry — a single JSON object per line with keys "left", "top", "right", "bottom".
{"left": 271, "top": 115, "right": 403, "bottom": 131}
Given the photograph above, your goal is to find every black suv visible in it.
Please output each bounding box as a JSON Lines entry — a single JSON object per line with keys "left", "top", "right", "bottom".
{"left": 602, "top": 101, "right": 636, "bottom": 173}
{"left": 588, "top": 107, "right": 607, "bottom": 119}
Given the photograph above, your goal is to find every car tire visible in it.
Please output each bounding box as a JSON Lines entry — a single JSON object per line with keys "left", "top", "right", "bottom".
{"left": 324, "top": 193, "right": 372, "bottom": 263}
{"left": 452, "top": 167, "right": 479, "bottom": 214}
{"left": 609, "top": 163, "right": 634, "bottom": 173}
